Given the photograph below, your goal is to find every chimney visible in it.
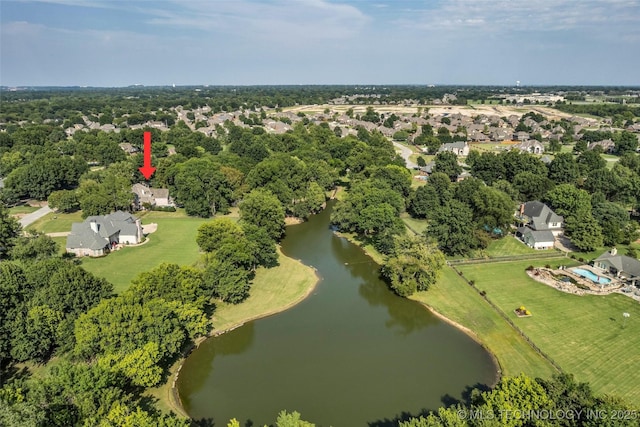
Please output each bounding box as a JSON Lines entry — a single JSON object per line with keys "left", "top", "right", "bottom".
{"left": 520, "top": 203, "right": 525, "bottom": 216}
{"left": 90, "top": 220, "right": 99, "bottom": 233}
{"left": 611, "top": 247, "right": 617, "bottom": 256}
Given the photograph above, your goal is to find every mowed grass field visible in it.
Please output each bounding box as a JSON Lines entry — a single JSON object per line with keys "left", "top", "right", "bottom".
{"left": 457, "top": 258, "right": 640, "bottom": 404}
{"left": 82, "top": 212, "right": 209, "bottom": 293}
{"left": 411, "top": 266, "right": 558, "bottom": 380}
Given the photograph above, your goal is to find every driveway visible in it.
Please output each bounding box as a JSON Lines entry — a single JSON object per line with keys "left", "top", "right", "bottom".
{"left": 392, "top": 141, "right": 418, "bottom": 170}
{"left": 18, "top": 205, "right": 52, "bottom": 229}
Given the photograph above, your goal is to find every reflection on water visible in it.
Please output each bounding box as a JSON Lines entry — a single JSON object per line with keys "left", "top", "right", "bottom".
{"left": 177, "top": 201, "right": 497, "bottom": 426}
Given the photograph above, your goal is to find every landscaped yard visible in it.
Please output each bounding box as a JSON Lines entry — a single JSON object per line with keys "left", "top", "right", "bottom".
{"left": 82, "top": 212, "right": 210, "bottom": 293}
{"left": 411, "top": 266, "right": 558, "bottom": 380}
{"left": 457, "top": 258, "right": 640, "bottom": 404}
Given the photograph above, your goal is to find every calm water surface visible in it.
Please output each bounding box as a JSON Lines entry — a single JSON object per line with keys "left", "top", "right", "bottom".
{"left": 177, "top": 202, "right": 497, "bottom": 426}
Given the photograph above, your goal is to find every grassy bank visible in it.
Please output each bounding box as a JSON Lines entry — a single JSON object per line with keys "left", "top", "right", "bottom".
{"left": 457, "top": 259, "right": 640, "bottom": 403}
{"left": 411, "top": 266, "right": 558, "bottom": 379}
{"left": 149, "top": 247, "right": 319, "bottom": 416}
{"left": 340, "top": 230, "right": 558, "bottom": 380}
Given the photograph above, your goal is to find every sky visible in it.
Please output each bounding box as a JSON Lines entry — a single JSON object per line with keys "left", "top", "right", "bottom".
{"left": 1, "top": 0, "right": 639, "bottom": 87}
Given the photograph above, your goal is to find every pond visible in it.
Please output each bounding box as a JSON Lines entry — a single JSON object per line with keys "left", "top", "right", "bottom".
{"left": 177, "top": 202, "right": 498, "bottom": 426}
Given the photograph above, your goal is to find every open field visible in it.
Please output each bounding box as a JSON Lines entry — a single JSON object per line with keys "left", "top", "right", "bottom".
{"left": 148, "top": 247, "right": 319, "bottom": 415}
{"left": 457, "top": 259, "right": 640, "bottom": 404}
{"left": 411, "top": 266, "right": 558, "bottom": 379}
{"left": 82, "top": 212, "right": 210, "bottom": 293}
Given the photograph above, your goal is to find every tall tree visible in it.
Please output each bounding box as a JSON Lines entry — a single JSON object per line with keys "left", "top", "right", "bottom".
{"left": 0, "top": 203, "right": 21, "bottom": 258}
{"left": 239, "top": 189, "right": 285, "bottom": 240}
{"left": 381, "top": 235, "right": 445, "bottom": 296}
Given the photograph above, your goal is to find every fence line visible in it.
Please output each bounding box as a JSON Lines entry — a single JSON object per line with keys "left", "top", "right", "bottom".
{"left": 450, "top": 264, "right": 564, "bottom": 373}
{"left": 448, "top": 251, "right": 566, "bottom": 265}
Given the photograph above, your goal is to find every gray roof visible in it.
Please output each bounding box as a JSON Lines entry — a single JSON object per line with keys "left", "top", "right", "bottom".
{"left": 595, "top": 251, "right": 640, "bottom": 278}
{"left": 523, "top": 228, "right": 555, "bottom": 244}
{"left": 522, "top": 201, "right": 563, "bottom": 230}
{"left": 66, "top": 211, "right": 138, "bottom": 250}
{"left": 439, "top": 141, "right": 467, "bottom": 151}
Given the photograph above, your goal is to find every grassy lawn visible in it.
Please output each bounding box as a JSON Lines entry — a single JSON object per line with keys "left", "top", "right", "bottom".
{"left": 401, "top": 214, "right": 429, "bottom": 235}
{"left": 82, "top": 213, "right": 210, "bottom": 293}
{"left": 9, "top": 205, "right": 40, "bottom": 215}
{"left": 211, "top": 248, "right": 318, "bottom": 331}
{"left": 26, "top": 211, "right": 84, "bottom": 234}
{"left": 457, "top": 259, "right": 640, "bottom": 404}
{"left": 149, "top": 248, "right": 318, "bottom": 416}
{"left": 411, "top": 266, "right": 558, "bottom": 380}
{"left": 483, "top": 236, "right": 540, "bottom": 257}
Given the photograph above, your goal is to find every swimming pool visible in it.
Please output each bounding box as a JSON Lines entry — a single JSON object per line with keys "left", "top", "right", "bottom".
{"left": 571, "top": 268, "right": 611, "bottom": 284}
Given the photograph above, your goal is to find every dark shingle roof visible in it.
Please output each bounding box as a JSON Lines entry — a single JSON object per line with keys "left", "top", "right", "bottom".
{"left": 522, "top": 201, "right": 563, "bottom": 230}
{"left": 595, "top": 251, "right": 640, "bottom": 278}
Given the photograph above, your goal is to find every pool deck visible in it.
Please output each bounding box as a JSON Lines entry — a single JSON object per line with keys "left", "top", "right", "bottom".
{"left": 527, "top": 267, "right": 640, "bottom": 302}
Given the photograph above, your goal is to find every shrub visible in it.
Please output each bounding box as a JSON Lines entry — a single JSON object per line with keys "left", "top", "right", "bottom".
{"left": 578, "top": 257, "right": 584, "bottom": 263}
{"left": 526, "top": 265, "right": 535, "bottom": 271}
{"left": 469, "top": 280, "right": 475, "bottom": 286}
{"left": 525, "top": 310, "right": 531, "bottom": 315}
{"left": 545, "top": 264, "right": 551, "bottom": 269}
{"left": 519, "top": 305, "right": 526, "bottom": 312}
{"left": 480, "top": 290, "right": 487, "bottom": 296}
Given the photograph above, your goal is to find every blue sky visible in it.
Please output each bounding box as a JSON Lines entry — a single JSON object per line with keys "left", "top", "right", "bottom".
{"left": 1, "top": 0, "right": 639, "bottom": 86}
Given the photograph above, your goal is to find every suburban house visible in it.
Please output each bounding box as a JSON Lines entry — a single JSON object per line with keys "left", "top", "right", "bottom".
{"left": 593, "top": 248, "right": 640, "bottom": 287}
{"left": 66, "top": 211, "right": 143, "bottom": 257}
{"left": 131, "top": 183, "right": 173, "bottom": 209}
{"left": 517, "top": 201, "right": 564, "bottom": 235}
{"left": 518, "top": 228, "right": 556, "bottom": 250}
{"left": 513, "top": 140, "right": 544, "bottom": 154}
{"left": 438, "top": 141, "right": 470, "bottom": 156}
{"left": 515, "top": 201, "right": 563, "bottom": 249}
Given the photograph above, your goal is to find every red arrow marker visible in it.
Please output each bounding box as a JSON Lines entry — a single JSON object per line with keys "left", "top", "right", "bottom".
{"left": 138, "top": 131, "right": 156, "bottom": 180}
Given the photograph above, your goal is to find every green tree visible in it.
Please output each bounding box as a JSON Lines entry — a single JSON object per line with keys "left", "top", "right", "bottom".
{"left": 196, "top": 218, "right": 244, "bottom": 253}
{"left": 174, "top": 158, "right": 233, "bottom": 217}
{"left": 275, "top": 410, "right": 315, "bottom": 427}
{"left": 381, "top": 235, "right": 445, "bottom": 296}
{"left": 98, "top": 342, "right": 163, "bottom": 387}
{"left": 614, "top": 130, "right": 638, "bottom": 155}
{"left": 434, "top": 151, "right": 461, "bottom": 182}
{"left": 239, "top": 189, "right": 285, "bottom": 240}
{"left": 203, "top": 259, "right": 251, "bottom": 303}
{"left": 548, "top": 152, "right": 580, "bottom": 184}
{"left": 10, "top": 233, "right": 58, "bottom": 261}
{"left": 427, "top": 200, "right": 475, "bottom": 256}
{"left": 48, "top": 190, "right": 80, "bottom": 213}
{"left": 0, "top": 204, "right": 21, "bottom": 258}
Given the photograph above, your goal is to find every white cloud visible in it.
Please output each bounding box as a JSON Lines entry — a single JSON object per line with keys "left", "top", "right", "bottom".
{"left": 145, "top": 0, "right": 371, "bottom": 44}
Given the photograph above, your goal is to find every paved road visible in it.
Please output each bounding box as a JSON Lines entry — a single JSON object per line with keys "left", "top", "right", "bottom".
{"left": 18, "top": 205, "right": 52, "bottom": 229}
{"left": 392, "top": 141, "right": 418, "bottom": 170}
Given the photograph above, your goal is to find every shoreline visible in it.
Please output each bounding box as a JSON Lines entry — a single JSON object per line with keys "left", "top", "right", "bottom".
{"left": 335, "top": 229, "right": 503, "bottom": 387}
{"left": 161, "top": 251, "right": 322, "bottom": 418}
{"left": 412, "top": 299, "right": 503, "bottom": 388}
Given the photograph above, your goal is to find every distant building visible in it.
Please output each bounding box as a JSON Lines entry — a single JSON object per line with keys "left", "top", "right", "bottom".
{"left": 438, "top": 141, "right": 469, "bottom": 156}
{"left": 132, "top": 183, "right": 173, "bottom": 209}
